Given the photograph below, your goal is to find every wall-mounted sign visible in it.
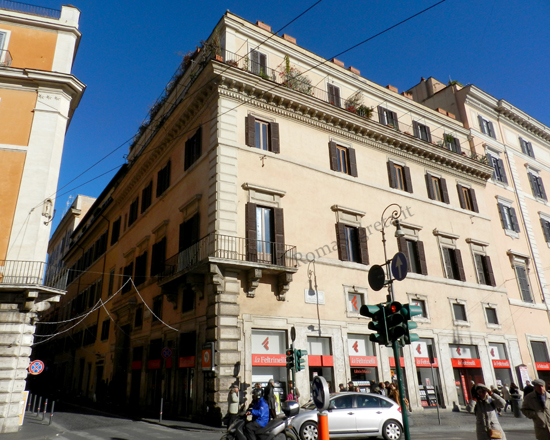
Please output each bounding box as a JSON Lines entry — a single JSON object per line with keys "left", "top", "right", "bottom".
{"left": 202, "top": 342, "right": 215, "bottom": 371}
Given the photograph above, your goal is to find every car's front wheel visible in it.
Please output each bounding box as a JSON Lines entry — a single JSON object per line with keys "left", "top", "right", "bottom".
{"left": 299, "top": 421, "right": 318, "bottom": 440}
{"left": 382, "top": 419, "right": 402, "bottom": 440}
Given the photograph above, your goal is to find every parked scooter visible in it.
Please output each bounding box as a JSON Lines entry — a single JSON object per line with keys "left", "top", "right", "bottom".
{"left": 221, "top": 400, "right": 300, "bottom": 440}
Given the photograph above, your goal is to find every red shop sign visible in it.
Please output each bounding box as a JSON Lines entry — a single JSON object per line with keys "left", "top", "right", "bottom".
{"left": 451, "top": 358, "right": 481, "bottom": 368}
{"left": 147, "top": 359, "right": 161, "bottom": 370}
{"left": 252, "top": 354, "right": 286, "bottom": 366}
{"left": 415, "top": 357, "right": 439, "bottom": 368}
{"left": 178, "top": 356, "right": 196, "bottom": 368}
{"left": 349, "top": 356, "right": 378, "bottom": 367}
{"left": 536, "top": 362, "right": 550, "bottom": 371}
{"left": 492, "top": 360, "right": 510, "bottom": 369}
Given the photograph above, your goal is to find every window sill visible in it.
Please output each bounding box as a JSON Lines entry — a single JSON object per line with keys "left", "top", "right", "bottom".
{"left": 504, "top": 229, "right": 519, "bottom": 239}
{"left": 453, "top": 320, "right": 470, "bottom": 327}
{"left": 486, "top": 323, "right": 501, "bottom": 330}
{"left": 508, "top": 298, "right": 546, "bottom": 310}
{"left": 414, "top": 317, "right": 430, "bottom": 324}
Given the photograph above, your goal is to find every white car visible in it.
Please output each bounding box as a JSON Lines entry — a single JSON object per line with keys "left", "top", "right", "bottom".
{"left": 291, "top": 392, "right": 403, "bottom": 440}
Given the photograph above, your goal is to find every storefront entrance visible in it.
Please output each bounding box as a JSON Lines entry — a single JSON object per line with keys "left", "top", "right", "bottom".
{"left": 348, "top": 334, "right": 378, "bottom": 392}
{"left": 413, "top": 340, "right": 444, "bottom": 408}
{"left": 308, "top": 336, "right": 334, "bottom": 393}
{"left": 450, "top": 344, "right": 484, "bottom": 406}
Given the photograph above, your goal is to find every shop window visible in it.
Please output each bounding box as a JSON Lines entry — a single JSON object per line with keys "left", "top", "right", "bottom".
{"left": 328, "top": 141, "right": 358, "bottom": 177}
{"left": 528, "top": 170, "right": 547, "bottom": 201}
{"left": 531, "top": 341, "right": 550, "bottom": 363}
{"left": 387, "top": 160, "right": 413, "bottom": 193}
{"left": 101, "top": 319, "right": 110, "bottom": 340}
{"left": 141, "top": 181, "right": 153, "bottom": 213}
{"left": 452, "top": 302, "right": 468, "bottom": 324}
{"left": 128, "top": 197, "right": 139, "bottom": 226}
{"left": 184, "top": 127, "right": 202, "bottom": 170}
{"left": 397, "top": 237, "right": 427, "bottom": 275}
{"left": 156, "top": 160, "right": 171, "bottom": 197}
{"left": 245, "top": 115, "right": 280, "bottom": 153}
{"left": 425, "top": 173, "right": 449, "bottom": 203}
{"left": 411, "top": 298, "right": 428, "bottom": 319}
{"left": 152, "top": 296, "right": 163, "bottom": 322}
{"left": 485, "top": 307, "right": 499, "bottom": 325}
{"left": 457, "top": 184, "right": 479, "bottom": 212}
{"left": 413, "top": 121, "right": 432, "bottom": 142}
{"left": 478, "top": 115, "right": 496, "bottom": 138}
{"left": 328, "top": 83, "right": 341, "bottom": 107}
{"left": 335, "top": 223, "right": 368, "bottom": 264}
{"left": 520, "top": 137, "right": 535, "bottom": 158}
{"left": 378, "top": 106, "right": 399, "bottom": 129}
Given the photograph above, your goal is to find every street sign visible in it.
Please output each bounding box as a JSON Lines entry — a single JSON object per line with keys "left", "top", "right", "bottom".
{"left": 291, "top": 326, "right": 296, "bottom": 342}
{"left": 28, "top": 360, "right": 44, "bottom": 375}
{"left": 312, "top": 375, "right": 330, "bottom": 411}
{"left": 161, "top": 347, "right": 172, "bottom": 359}
{"left": 368, "top": 265, "right": 386, "bottom": 291}
{"left": 391, "top": 252, "right": 408, "bottom": 281}
{"left": 202, "top": 342, "right": 215, "bottom": 371}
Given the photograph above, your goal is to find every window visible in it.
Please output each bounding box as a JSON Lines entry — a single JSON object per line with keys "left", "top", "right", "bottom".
{"left": 488, "top": 153, "right": 508, "bottom": 184}
{"left": 514, "top": 262, "right": 533, "bottom": 303}
{"left": 179, "top": 213, "right": 200, "bottom": 251}
{"left": 520, "top": 137, "right": 535, "bottom": 158}
{"left": 478, "top": 115, "right": 495, "bottom": 138}
{"left": 442, "top": 247, "right": 466, "bottom": 281}
{"left": 528, "top": 171, "right": 547, "bottom": 201}
{"left": 182, "top": 284, "right": 196, "bottom": 313}
{"left": 128, "top": 197, "right": 139, "bottom": 226}
{"left": 397, "top": 237, "right": 427, "bottom": 275}
{"left": 445, "top": 134, "right": 461, "bottom": 154}
{"left": 250, "top": 49, "right": 267, "bottom": 76}
{"left": 328, "top": 141, "right": 357, "bottom": 176}
{"left": 347, "top": 290, "right": 365, "bottom": 313}
{"left": 101, "top": 319, "right": 110, "bottom": 340}
{"left": 457, "top": 184, "right": 478, "bottom": 212}
{"left": 134, "top": 305, "right": 143, "bottom": 328}
{"left": 110, "top": 216, "right": 121, "bottom": 244}
{"left": 134, "top": 251, "right": 148, "bottom": 286}
{"left": 485, "top": 307, "right": 499, "bottom": 325}
{"left": 387, "top": 160, "right": 413, "bottom": 193}
{"left": 452, "top": 303, "right": 467, "bottom": 322}
{"left": 411, "top": 298, "right": 428, "bottom": 318}
{"left": 378, "top": 106, "right": 399, "bottom": 129}
{"left": 531, "top": 341, "right": 550, "bottom": 363}
{"left": 141, "top": 181, "right": 153, "bottom": 213}
{"left": 497, "top": 203, "right": 520, "bottom": 233}
{"left": 184, "top": 127, "right": 202, "bottom": 170}
{"left": 541, "top": 217, "right": 550, "bottom": 243}
{"left": 245, "top": 203, "right": 285, "bottom": 265}
{"left": 474, "top": 253, "right": 496, "bottom": 286}
{"left": 156, "top": 160, "right": 171, "bottom": 197}
{"left": 151, "top": 237, "right": 167, "bottom": 277}
{"left": 84, "top": 324, "right": 98, "bottom": 346}
{"left": 413, "top": 121, "right": 432, "bottom": 142}
{"left": 425, "top": 173, "right": 449, "bottom": 203}
{"left": 245, "top": 115, "right": 280, "bottom": 153}
{"left": 108, "top": 269, "right": 115, "bottom": 296}
{"left": 327, "top": 83, "right": 341, "bottom": 107}
{"left": 122, "top": 262, "right": 133, "bottom": 294}
{"left": 335, "top": 223, "right": 368, "bottom": 264}
{"left": 152, "top": 295, "right": 163, "bottom": 321}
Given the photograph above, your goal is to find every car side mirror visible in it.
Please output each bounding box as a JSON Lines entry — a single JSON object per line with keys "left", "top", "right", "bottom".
{"left": 328, "top": 402, "right": 336, "bottom": 410}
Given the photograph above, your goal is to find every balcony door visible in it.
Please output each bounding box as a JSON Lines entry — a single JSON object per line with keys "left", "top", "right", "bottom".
{"left": 256, "top": 206, "right": 274, "bottom": 263}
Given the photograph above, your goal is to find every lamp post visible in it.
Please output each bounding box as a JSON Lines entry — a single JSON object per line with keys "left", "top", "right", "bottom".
{"left": 379, "top": 203, "right": 411, "bottom": 440}
{"left": 308, "top": 259, "right": 321, "bottom": 337}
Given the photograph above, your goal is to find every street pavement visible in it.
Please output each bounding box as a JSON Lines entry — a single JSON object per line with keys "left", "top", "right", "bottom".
{"left": 5, "top": 406, "right": 537, "bottom": 439}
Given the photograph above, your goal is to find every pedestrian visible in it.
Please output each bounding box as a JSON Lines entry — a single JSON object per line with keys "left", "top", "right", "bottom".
{"left": 338, "top": 383, "right": 345, "bottom": 392}
{"left": 524, "top": 381, "right": 535, "bottom": 396}
{"left": 287, "top": 380, "right": 300, "bottom": 402}
{"left": 225, "top": 384, "right": 240, "bottom": 427}
{"left": 491, "top": 386, "right": 502, "bottom": 415}
{"left": 521, "top": 378, "right": 550, "bottom": 440}
{"left": 388, "top": 383, "right": 400, "bottom": 404}
{"left": 384, "top": 381, "right": 391, "bottom": 397}
{"left": 468, "top": 380, "right": 478, "bottom": 413}
{"left": 377, "top": 382, "right": 386, "bottom": 396}
{"left": 510, "top": 382, "right": 520, "bottom": 398}
{"left": 264, "top": 378, "right": 277, "bottom": 420}
{"left": 354, "top": 386, "right": 361, "bottom": 392}
{"left": 473, "top": 383, "right": 506, "bottom": 440}
{"left": 348, "top": 381, "right": 354, "bottom": 391}
{"left": 501, "top": 384, "right": 511, "bottom": 413}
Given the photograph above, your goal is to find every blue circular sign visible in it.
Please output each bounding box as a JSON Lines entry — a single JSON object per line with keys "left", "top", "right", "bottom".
{"left": 161, "top": 347, "right": 172, "bottom": 359}
{"left": 29, "top": 360, "right": 44, "bottom": 375}
{"left": 391, "top": 252, "right": 408, "bottom": 281}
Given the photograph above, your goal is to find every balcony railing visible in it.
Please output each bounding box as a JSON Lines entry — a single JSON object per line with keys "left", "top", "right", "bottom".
{"left": 0, "top": 0, "right": 61, "bottom": 19}
{"left": 0, "top": 49, "right": 12, "bottom": 67}
{"left": 0, "top": 260, "right": 67, "bottom": 290}
{"left": 159, "top": 233, "right": 297, "bottom": 281}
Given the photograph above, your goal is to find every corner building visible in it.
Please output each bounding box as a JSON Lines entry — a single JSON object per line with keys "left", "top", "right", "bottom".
{"left": 39, "top": 12, "right": 538, "bottom": 421}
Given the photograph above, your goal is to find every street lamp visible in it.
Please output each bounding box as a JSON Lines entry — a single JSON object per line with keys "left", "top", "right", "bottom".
{"left": 308, "top": 259, "right": 321, "bottom": 337}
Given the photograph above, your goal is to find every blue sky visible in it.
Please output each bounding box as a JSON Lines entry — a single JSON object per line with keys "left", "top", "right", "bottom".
{"left": 43, "top": 0, "right": 550, "bottom": 229}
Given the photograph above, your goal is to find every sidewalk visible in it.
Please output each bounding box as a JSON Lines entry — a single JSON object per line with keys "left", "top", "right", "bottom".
{"left": 2, "top": 412, "right": 63, "bottom": 440}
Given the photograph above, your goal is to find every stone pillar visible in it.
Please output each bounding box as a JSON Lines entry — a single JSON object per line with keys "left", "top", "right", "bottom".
{"left": 0, "top": 304, "right": 35, "bottom": 433}
{"left": 204, "top": 265, "right": 241, "bottom": 424}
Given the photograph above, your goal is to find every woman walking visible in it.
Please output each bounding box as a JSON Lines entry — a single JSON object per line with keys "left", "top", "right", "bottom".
{"left": 474, "top": 384, "right": 507, "bottom": 440}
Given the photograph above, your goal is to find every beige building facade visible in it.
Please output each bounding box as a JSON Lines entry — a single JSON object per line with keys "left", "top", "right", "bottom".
{"left": 0, "top": 1, "right": 84, "bottom": 433}
{"left": 36, "top": 12, "right": 548, "bottom": 424}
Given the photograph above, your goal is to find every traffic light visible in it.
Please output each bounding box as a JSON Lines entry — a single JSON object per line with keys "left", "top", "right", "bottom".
{"left": 399, "top": 303, "right": 423, "bottom": 345}
{"left": 286, "top": 348, "right": 295, "bottom": 369}
{"left": 385, "top": 302, "right": 408, "bottom": 343}
{"left": 360, "top": 304, "right": 389, "bottom": 346}
{"left": 295, "top": 349, "right": 308, "bottom": 372}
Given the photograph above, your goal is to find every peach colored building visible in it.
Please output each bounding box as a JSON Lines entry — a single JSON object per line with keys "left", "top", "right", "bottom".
{"left": 38, "top": 12, "right": 549, "bottom": 426}
{"left": 0, "top": 2, "right": 84, "bottom": 433}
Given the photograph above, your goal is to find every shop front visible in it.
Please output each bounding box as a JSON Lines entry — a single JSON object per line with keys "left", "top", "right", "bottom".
{"left": 531, "top": 341, "right": 550, "bottom": 384}
{"left": 348, "top": 334, "right": 378, "bottom": 392}
{"left": 251, "top": 329, "right": 287, "bottom": 412}
{"left": 449, "top": 344, "right": 483, "bottom": 406}
{"left": 412, "top": 339, "right": 444, "bottom": 408}
{"left": 488, "top": 343, "right": 513, "bottom": 387}
{"left": 307, "top": 336, "right": 334, "bottom": 393}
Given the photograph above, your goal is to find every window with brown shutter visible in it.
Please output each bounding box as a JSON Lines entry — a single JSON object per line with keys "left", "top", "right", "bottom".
{"left": 245, "top": 115, "right": 280, "bottom": 153}
{"left": 378, "top": 106, "right": 399, "bottom": 129}
{"left": 457, "top": 184, "right": 478, "bottom": 212}
{"left": 425, "top": 173, "right": 449, "bottom": 203}
{"left": 412, "top": 121, "right": 432, "bottom": 142}
{"left": 442, "top": 247, "right": 466, "bottom": 281}
{"left": 335, "top": 223, "right": 368, "bottom": 264}
{"left": 397, "top": 237, "right": 427, "bottom": 275}
{"left": 328, "top": 141, "right": 358, "bottom": 177}
{"left": 328, "top": 83, "right": 341, "bottom": 107}
{"left": 387, "top": 160, "right": 412, "bottom": 192}
{"left": 474, "top": 253, "right": 496, "bottom": 286}
{"left": 184, "top": 127, "right": 202, "bottom": 170}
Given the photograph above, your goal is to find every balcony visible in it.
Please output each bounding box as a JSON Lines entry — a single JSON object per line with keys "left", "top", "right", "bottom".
{"left": 158, "top": 234, "right": 297, "bottom": 300}
{"left": 0, "top": 0, "right": 61, "bottom": 19}
{"left": 0, "top": 260, "right": 67, "bottom": 309}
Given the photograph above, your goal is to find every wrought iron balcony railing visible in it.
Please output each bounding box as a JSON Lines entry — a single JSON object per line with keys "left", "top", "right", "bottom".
{"left": 159, "top": 233, "right": 297, "bottom": 282}
{"left": 0, "top": 0, "right": 61, "bottom": 19}
{"left": 0, "top": 260, "right": 67, "bottom": 290}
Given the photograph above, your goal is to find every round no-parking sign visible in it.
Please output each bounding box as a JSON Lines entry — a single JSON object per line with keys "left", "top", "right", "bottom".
{"left": 29, "top": 360, "right": 44, "bottom": 375}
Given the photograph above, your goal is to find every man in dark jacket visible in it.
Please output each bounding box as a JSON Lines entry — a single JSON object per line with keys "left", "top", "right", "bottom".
{"left": 245, "top": 388, "right": 269, "bottom": 440}
{"left": 263, "top": 378, "right": 277, "bottom": 419}
{"left": 524, "top": 380, "right": 535, "bottom": 396}
{"left": 522, "top": 379, "right": 550, "bottom": 440}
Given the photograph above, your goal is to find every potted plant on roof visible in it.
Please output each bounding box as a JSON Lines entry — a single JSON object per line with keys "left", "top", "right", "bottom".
{"left": 279, "top": 55, "right": 313, "bottom": 95}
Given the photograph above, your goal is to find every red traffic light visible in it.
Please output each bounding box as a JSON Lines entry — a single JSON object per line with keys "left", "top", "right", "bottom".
{"left": 286, "top": 349, "right": 294, "bottom": 356}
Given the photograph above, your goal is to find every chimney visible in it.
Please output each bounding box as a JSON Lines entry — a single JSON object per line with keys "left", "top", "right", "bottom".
{"left": 256, "top": 21, "right": 271, "bottom": 32}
